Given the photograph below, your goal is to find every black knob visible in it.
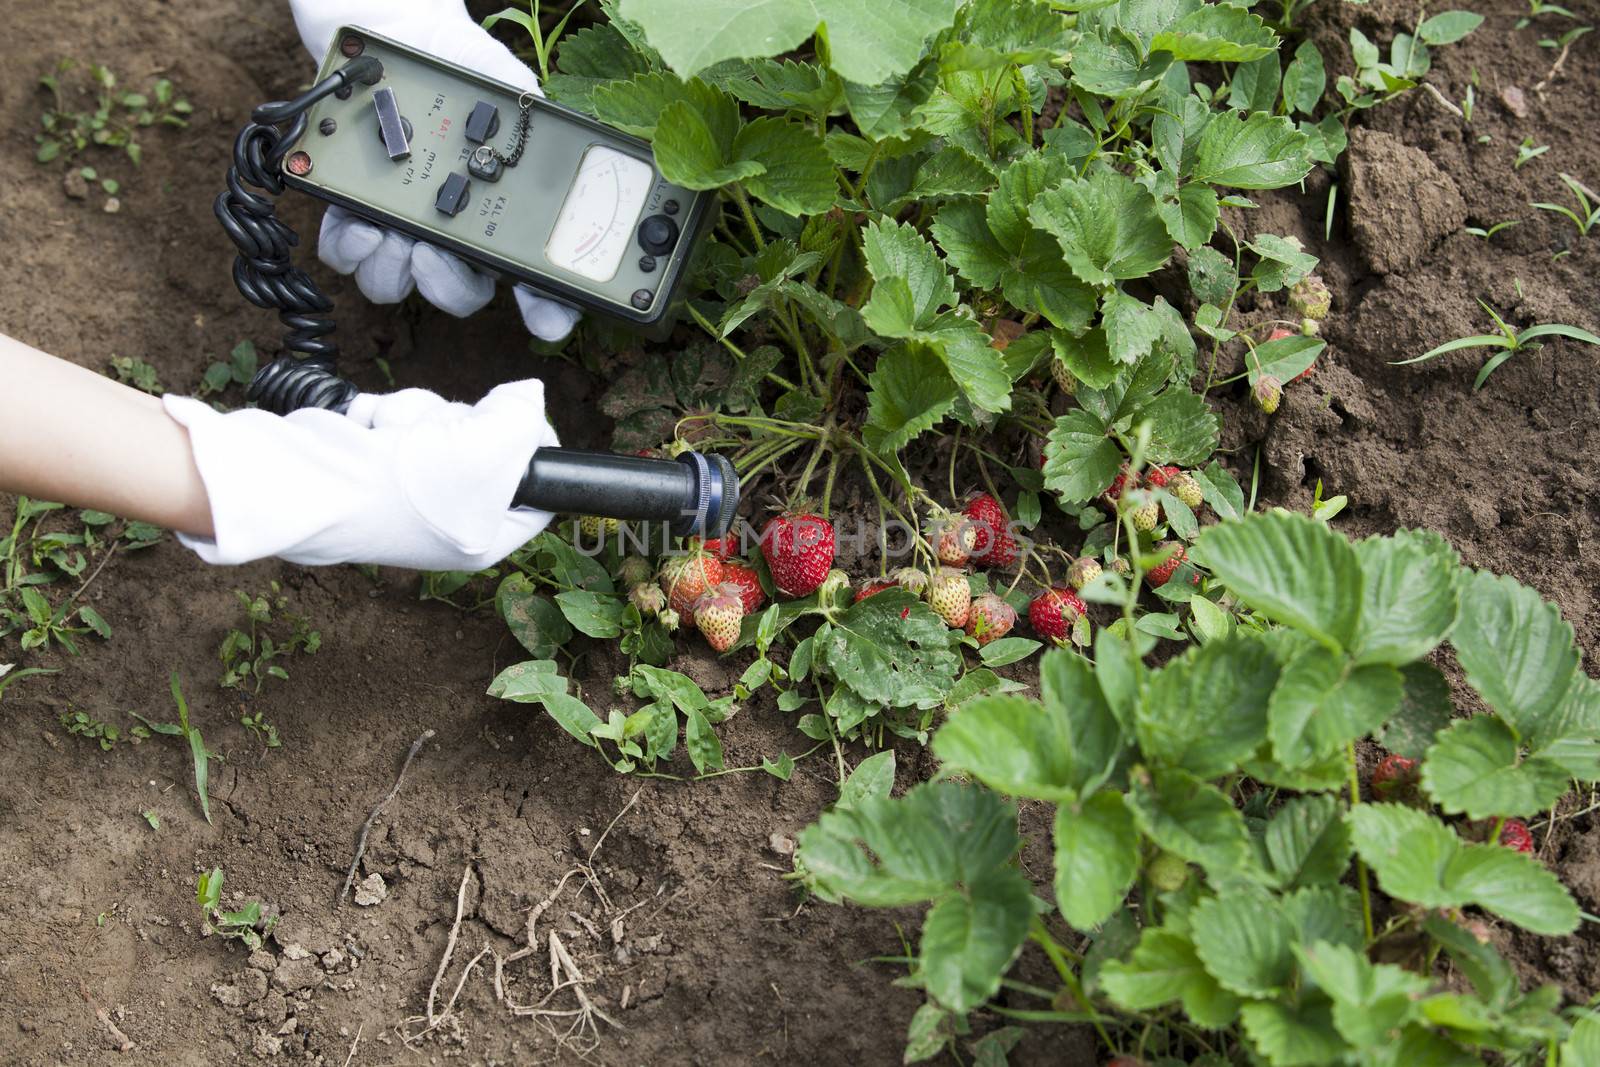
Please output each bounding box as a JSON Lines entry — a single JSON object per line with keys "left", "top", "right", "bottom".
{"left": 637, "top": 215, "right": 679, "bottom": 256}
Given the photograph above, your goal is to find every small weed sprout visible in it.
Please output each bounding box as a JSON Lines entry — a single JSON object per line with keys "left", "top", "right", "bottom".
{"left": 196, "top": 868, "right": 273, "bottom": 950}
{"left": 1397, "top": 299, "right": 1600, "bottom": 389}
{"left": 219, "top": 582, "right": 321, "bottom": 692}
{"left": 1531, "top": 173, "right": 1600, "bottom": 237}
{"left": 1515, "top": 137, "right": 1551, "bottom": 169}
{"left": 34, "top": 60, "right": 192, "bottom": 174}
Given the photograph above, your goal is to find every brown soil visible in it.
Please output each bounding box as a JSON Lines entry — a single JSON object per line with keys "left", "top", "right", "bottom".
{"left": 1, "top": 0, "right": 1598, "bottom": 1064}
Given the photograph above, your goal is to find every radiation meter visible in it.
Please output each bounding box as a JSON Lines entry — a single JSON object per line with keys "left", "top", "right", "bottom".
{"left": 281, "top": 28, "right": 709, "bottom": 331}
{"left": 213, "top": 28, "right": 736, "bottom": 538}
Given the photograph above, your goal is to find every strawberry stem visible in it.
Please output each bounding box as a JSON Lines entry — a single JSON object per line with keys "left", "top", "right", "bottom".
{"left": 1347, "top": 741, "right": 1376, "bottom": 943}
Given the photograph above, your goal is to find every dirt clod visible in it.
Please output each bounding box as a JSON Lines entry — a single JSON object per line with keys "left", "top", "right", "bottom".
{"left": 1344, "top": 127, "right": 1467, "bottom": 275}
{"left": 352, "top": 873, "right": 387, "bottom": 907}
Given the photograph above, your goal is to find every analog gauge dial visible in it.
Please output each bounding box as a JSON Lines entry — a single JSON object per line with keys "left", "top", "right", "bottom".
{"left": 545, "top": 145, "right": 654, "bottom": 282}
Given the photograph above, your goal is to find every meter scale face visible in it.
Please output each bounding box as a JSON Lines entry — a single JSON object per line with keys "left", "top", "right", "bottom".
{"left": 281, "top": 28, "right": 707, "bottom": 328}
{"left": 546, "top": 145, "right": 654, "bottom": 283}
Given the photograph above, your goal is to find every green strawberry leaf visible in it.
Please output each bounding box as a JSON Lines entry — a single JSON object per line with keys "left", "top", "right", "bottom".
{"left": 1262, "top": 794, "right": 1353, "bottom": 890}
{"left": 1295, "top": 940, "right": 1431, "bottom": 1050}
{"left": 1267, "top": 646, "right": 1403, "bottom": 768}
{"left": 617, "top": 0, "right": 961, "bottom": 85}
{"left": 1246, "top": 333, "right": 1323, "bottom": 387}
{"left": 1030, "top": 169, "right": 1173, "bottom": 286}
{"left": 1149, "top": 4, "right": 1276, "bottom": 63}
{"left": 1281, "top": 40, "right": 1327, "bottom": 115}
{"left": 487, "top": 659, "right": 569, "bottom": 703}
{"left": 497, "top": 573, "right": 574, "bottom": 658}
{"left": 1053, "top": 792, "right": 1140, "bottom": 932}
{"left": 545, "top": 24, "right": 659, "bottom": 114}
{"left": 932, "top": 152, "right": 1096, "bottom": 329}
{"left": 1137, "top": 387, "right": 1221, "bottom": 467}
{"left": 1249, "top": 233, "right": 1319, "bottom": 292}
{"left": 815, "top": 591, "right": 964, "bottom": 710}
{"left": 919, "top": 869, "right": 1035, "bottom": 1013}
{"left": 1042, "top": 410, "right": 1121, "bottom": 502}
{"left": 1451, "top": 570, "right": 1580, "bottom": 743}
{"left": 797, "top": 780, "right": 1019, "bottom": 906}
{"left": 1100, "top": 928, "right": 1241, "bottom": 1028}
{"left": 1138, "top": 636, "right": 1279, "bottom": 779}
{"left": 1191, "top": 111, "right": 1312, "bottom": 190}
{"left": 1071, "top": 30, "right": 1174, "bottom": 98}
{"left": 1348, "top": 804, "right": 1579, "bottom": 935}
{"left": 864, "top": 344, "right": 960, "bottom": 453}
{"left": 1191, "top": 887, "right": 1296, "bottom": 997}
{"left": 1126, "top": 767, "right": 1257, "bottom": 880}
{"left": 862, "top": 217, "right": 957, "bottom": 333}
{"left": 732, "top": 117, "right": 837, "bottom": 215}
{"left": 1239, "top": 996, "right": 1347, "bottom": 1067}
{"left": 1421, "top": 715, "right": 1573, "bottom": 819}
{"left": 1351, "top": 530, "right": 1459, "bottom": 665}
{"left": 590, "top": 71, "right": 721, "bottom": 137}
{"left": 653, "top": 97, "right": 763, "bottom": 188}
{"left": 935, "top": 695, "right": 1080, "bottom": 802}
{"left": 1197, "top": 512, "right": 1364, "bottom": 652}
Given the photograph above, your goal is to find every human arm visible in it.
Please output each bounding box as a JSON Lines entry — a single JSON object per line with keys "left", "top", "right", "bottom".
{"left": 0, "top": 332, "right": 559, "bottom": 570}
{"left": 0, "top": 331, "right": 215, "bottom": 537}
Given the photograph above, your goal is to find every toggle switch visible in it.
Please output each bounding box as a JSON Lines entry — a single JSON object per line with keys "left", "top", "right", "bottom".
{"left": 465, "top": 100, "right": 500, "bottom": 144}
{"left": 435, "top": 172, "right": 472, "bottom": 217}
{"left": 372, "top": 87, "right": 411, "bottom": 162}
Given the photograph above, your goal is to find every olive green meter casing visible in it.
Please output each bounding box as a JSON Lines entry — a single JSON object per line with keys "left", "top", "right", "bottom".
{"left": 279, "top": 27, "right": 711, "bottom": 336}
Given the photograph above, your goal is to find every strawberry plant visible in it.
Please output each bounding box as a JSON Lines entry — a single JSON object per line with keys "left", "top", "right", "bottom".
{"left": 476, "top": 0, "right": 1488, "bottom": 779}
{"left": 797, "top": 511, "right": 1600, "bottom": 1064}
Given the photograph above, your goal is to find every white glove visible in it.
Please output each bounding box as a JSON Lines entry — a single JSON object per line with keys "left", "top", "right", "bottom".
{"left": 292, "top": 0, "right": 582, "bottom": 342}
{"left": 164, "top": 381, "right": 558, "bottom": 570}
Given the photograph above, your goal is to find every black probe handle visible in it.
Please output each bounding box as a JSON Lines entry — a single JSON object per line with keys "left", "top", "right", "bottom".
{"left": 513, "top": 448, "right": 739, "bottom": 538}
{"left": 514, "top": 449, "right": 695, "bottom": 519}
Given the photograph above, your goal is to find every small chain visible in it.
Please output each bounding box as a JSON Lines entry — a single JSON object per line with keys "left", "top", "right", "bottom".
{"left": 474, "top": 91, "right": 535, "bottom": 169}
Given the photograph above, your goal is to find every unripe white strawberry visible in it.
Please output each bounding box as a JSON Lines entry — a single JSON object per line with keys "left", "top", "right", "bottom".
{"left": 693, "top": 583, "right": 745, "bottom": 652}
{"left": 927, "top": 567, "right": 972, "bottom": 628}
{"left": 1254, "top": 375, "right": 1282, "bottom": 414}
{"left": 1169, "top": 471, "right": 1204, "bottom": 510}
{"left": 1067, "top": 556, "right": 1102, "bottom": 590}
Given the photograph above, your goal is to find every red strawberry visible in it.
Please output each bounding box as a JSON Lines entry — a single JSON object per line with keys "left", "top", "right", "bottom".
{"left": 854, "top": 579, "right": 897, "bottom": 603}
{"left": 693, "top": 583, "right": 745, "bottom": 653}
{"left": 1029, "top": 588, "right": 1085, "bottom": 644}
{"left": 1144, "top": 465, "right": 1179, "bottom": 489}
{"left": 760, "top": 512, "right": 836, "bottom": 597}
{"left": 927, "top": 567, "right": 972, "bottom": 628}
{"left": 965, "top": 594, "right": 1016, "bottom": 646}
{"left": 964, "top": 494, "right": 1018, "bottom": 568}
{"left": 660, "top": 554, "right": 725, "bottom": 629}
{"left": 1103, "top": 465, "right": 1140, "bottom": 507}
{"left": 721, "top": 560, "right": 766, "bottom": 615}
{"left": 692, "top": 535, "right": 739, "bottom": 560}
{"left": 1499, "top": 818, "right": 1534, "bottom": 855}
{"left": 1146, "top": 542, "right": 1186, "bottom": 587}
{"left": 1371, "top": 754, "right": 1419, "bottom": 799}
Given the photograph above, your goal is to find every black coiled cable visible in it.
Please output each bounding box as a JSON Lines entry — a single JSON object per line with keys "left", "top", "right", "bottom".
{"left": 215, "top": 57, "right": 382, "bottom": 415}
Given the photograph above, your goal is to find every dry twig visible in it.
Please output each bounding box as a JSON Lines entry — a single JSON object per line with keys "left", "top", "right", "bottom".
{"left": 78, "top": 980, "right": 133, "bottom": 1053}
{"left": 337, "top": 728, "right": 434, "bottom": 906}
